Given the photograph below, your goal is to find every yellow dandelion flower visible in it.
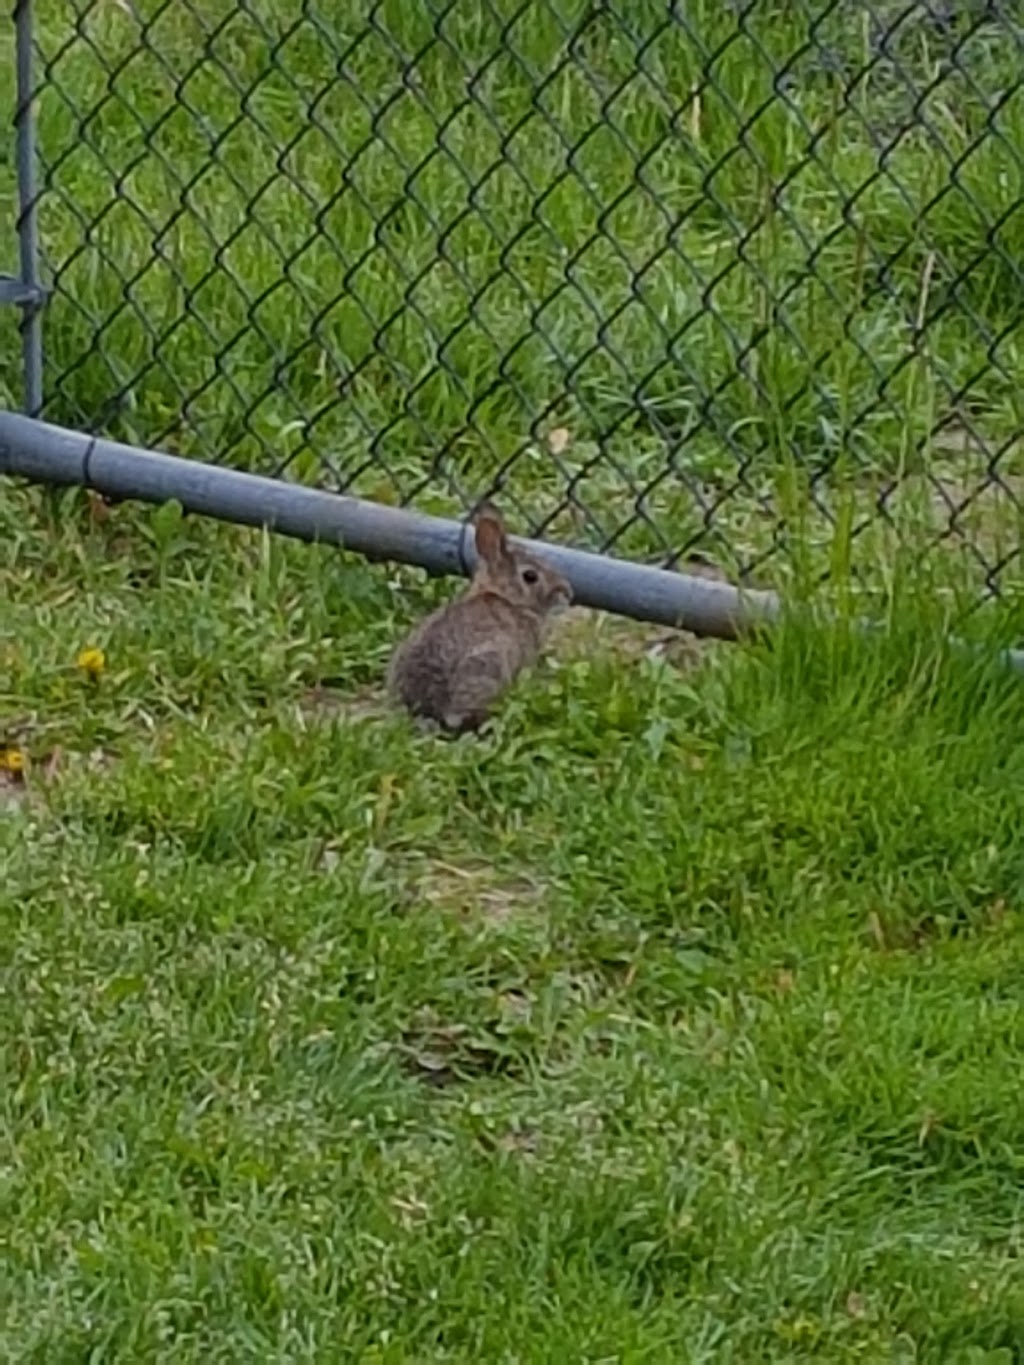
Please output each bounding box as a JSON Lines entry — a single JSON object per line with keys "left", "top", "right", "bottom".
{"left": 0, "top": 747, "right": 26, "bottom": 776}
{"left": 76, "top": 646, "right": 106, "bottom": 679}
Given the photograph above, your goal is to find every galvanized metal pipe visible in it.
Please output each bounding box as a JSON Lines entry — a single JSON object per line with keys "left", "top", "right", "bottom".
{"left": 0, "top": 411, "right": 780, "bottom": 639}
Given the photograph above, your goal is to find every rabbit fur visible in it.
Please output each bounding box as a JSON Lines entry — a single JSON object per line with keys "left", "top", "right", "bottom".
{"left": 388, "top": 504, "right": 571, "bottom": 731}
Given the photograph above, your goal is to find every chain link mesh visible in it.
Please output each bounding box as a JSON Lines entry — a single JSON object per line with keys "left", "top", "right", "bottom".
{"left": 22, "top": 0, "right": 1024, "bottom": 593}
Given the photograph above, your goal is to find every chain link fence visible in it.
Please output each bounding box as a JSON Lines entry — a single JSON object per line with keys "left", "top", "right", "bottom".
{"left": 6, "top": 0, "right": 1024, "bottom": 597}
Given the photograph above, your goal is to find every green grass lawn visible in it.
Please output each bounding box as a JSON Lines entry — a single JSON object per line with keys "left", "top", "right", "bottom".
{"left": 4, "top": 1, "right": 1024, "bottom": 1359}
{"left": 4, "top": 486, "right": 1024, "bottom": 1360}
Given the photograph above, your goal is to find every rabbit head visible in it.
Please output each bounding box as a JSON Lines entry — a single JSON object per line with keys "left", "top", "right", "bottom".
{"left": 467, "top": 504, "right": 572, "bottom": 617}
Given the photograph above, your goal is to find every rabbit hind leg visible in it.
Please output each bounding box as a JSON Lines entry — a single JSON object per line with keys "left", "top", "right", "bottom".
{"left": 441, "top": 648, "right": 508, "bottom": 732}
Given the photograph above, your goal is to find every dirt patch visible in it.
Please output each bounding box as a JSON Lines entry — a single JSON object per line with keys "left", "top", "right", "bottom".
{"left": 549, "top": 606, "right": 717, "bottom": 671}
{"left": 0, "top": 742, "right": 119, "bottom": 815}
{"left": 296, "top": 684, "right": 390, "bottom": 725}
{"left": 874, "top": 427, "right": 1024, "bottom": 575}
{"left": 0, "top": 768, "right": 28, "bottom": 813}
{"left": 397, "top": 1008, "right": 526, "bottom": 1087}
{"left": 476, "top": 1124, "right": 541, "bottom": 1157}
{"left": 49, "top": 746, "right": 117, "bottom": 778}
{"left": 893, "top": 470, "right": 1024, "bottom": 554}
{"left": 409, "top": 857, "right": 546, "bottom": 923}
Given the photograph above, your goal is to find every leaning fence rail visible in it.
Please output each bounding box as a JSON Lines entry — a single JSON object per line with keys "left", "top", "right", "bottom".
{"left": 10, "top": 410, "right": 1024, "bottom": 681}
{"left": 0, "top": 409, "right": 779, "bottom": 637}
{"left": 3, "top": 2, "right": 1024, "bottom": 612}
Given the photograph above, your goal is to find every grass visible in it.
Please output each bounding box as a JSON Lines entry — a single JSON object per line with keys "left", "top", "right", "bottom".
{"left": 1, "top": 0, "right": 1023, "bottom": 582}
{"left": 4, "top": 3, "right": 1024, "bottom": 1358}
{"left": 5, "top": 485, "right": 1024, "bottom": 1360}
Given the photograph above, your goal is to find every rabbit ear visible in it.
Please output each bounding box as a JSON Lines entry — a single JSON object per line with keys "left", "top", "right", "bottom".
{"left": 473, "top": 503, "right": 510, "bottom": 567}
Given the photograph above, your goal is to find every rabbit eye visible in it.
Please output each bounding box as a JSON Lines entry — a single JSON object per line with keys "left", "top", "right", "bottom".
{"left": 521, "top": 567, "right": 539, "bottom": 585}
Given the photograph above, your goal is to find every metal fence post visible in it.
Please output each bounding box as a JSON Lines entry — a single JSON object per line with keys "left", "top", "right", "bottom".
{"left": 13, "top": 0, "right": 43, "bottom": 417}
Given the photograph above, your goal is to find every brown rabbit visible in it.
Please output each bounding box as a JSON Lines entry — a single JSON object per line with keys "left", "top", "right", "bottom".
{"left": 388, "top": 504, "right": 572, "bottom": 731}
